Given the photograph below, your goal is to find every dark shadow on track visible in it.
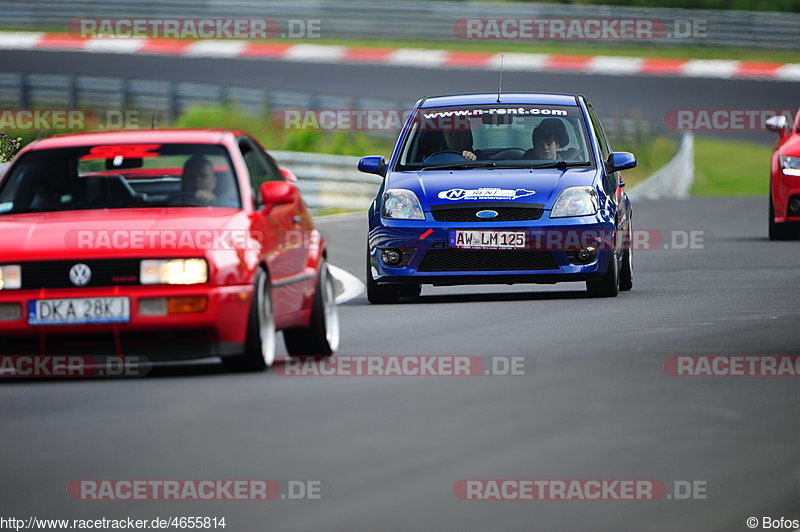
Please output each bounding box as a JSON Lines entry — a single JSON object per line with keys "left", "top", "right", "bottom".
{"left": 353, "top": 289, "right": 591, "bottom": 306}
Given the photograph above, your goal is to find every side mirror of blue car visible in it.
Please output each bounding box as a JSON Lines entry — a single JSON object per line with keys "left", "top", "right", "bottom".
{"left": 358, "top": 156, "right": 387, "bottom": 177}
{"left": 608, "top": 152, "right": 637, "bottom": 172}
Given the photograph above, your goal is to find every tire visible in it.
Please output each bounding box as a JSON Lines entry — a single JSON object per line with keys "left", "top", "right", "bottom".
{"left": 587, "top": 250, "right": 620, "bottom": 298}
{"left": 619, "top": 227, "right": 633, "bottom": 292}
{"left": 366, "top": 251, "right": 400, "bottom": 304}
{"left": 769, "top": 193, "right": 796, "bottom": 241}
{"left": 224, "top": 268, "right": 276, "bottom": 372}
{"left": 284, "top": 262, "right": 340, "bottom": 358}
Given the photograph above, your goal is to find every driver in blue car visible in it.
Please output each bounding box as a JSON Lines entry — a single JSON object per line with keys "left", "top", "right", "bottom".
{"left": 442, "top": 127, "right": 479, "bottom": 161}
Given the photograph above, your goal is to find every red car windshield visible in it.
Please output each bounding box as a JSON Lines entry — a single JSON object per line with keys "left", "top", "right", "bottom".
{"left": 0, "top": 143, "right": 240, "bottom": 215}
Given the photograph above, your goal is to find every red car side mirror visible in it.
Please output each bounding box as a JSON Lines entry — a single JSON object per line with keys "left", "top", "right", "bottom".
{"left": 260, "top": 181, "right": 296, "bottom": 206}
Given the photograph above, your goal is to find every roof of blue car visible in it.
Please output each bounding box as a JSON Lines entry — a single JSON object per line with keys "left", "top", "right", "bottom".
{"left": 420, "top": 93, "right": 578, "bottom": 108}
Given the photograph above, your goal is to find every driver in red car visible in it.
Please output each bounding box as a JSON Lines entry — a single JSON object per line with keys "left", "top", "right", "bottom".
{"left": 181, "top": 154, "right": 217, "bottom": 205}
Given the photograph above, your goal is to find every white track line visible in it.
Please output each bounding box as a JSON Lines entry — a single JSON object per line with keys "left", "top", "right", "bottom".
{"left": 329, "top": 264, "right": 364, "bottom": 304}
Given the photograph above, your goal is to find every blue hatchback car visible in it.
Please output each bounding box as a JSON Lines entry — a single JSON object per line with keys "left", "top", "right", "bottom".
{"left": 359, "top": 93, "right": 635, "bottom": 304}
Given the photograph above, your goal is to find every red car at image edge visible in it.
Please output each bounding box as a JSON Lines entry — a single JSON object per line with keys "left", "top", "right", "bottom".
{"left": 767, "top": 109, "right": 800, "bottom": 240}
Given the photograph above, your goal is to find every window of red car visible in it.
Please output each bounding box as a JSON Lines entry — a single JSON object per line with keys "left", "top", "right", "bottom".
{"left": 0, "top": 143, "right": 241, "bottom": 214}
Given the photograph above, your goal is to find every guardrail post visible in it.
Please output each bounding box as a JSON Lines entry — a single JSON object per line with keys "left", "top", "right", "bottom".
{"left": 68, "top": 75, "right": 78, "bottom": 109}
{"left": 168, "top": 81, "right": 179, "bottom": 122}
{"left": 18, "top": 73, "right": 29, "bottom": 108}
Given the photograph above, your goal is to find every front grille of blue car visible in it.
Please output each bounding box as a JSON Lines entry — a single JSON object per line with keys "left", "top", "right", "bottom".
{"left": 431, "top": 207, "right": 544, "bottom": 222}
{"left": 418, "top": 249, "right": 558, "bottom": 272}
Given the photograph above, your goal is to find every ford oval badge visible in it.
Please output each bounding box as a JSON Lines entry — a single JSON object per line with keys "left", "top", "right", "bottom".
{"left": 476, "top": 210, "right": 499, "bottom": 219}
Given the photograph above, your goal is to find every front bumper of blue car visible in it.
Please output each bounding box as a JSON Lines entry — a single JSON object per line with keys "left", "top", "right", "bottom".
{"left": 368, "top": 213, "right": 618, "bottom": 286}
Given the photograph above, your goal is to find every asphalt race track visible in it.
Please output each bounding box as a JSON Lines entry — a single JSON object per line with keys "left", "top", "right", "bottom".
{"left": 1, "top": 196, "right": 799, "bottom": 531}
{"left": 0, "top": 49, "right": 796, "bottom": 143}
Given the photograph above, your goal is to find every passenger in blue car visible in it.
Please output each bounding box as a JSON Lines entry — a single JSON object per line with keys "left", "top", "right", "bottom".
{"left": 524, "top": 118, "right": 570, "bottom": 160}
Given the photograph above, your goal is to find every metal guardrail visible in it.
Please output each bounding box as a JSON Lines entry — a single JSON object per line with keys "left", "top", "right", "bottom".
{"left": 627, "top": 132, "right": 694, "bottom": 200}
{"left": 270, "top": 151, "right": 381, "bottom": 210}
{"left": 0, "top": 0, "right": 797, "bottom": 49}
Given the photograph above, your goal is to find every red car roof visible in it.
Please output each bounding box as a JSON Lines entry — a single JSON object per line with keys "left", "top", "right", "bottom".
{"left": 26, "top": 129, "right": 243, "bottom": 150}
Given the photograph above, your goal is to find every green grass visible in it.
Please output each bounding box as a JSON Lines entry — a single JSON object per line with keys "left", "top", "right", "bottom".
{"left": 692, "top": 136, "right": 771, "bottom": 195}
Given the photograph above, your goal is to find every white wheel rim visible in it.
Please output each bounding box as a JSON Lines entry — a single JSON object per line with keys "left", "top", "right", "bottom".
{"left": 321, "top": 264, "right": 340, "bottom": 352}
{"left": 257, "top": 274, "right": 276, "bottom": 367}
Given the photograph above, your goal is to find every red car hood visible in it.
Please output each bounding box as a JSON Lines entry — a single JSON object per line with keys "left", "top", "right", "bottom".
{"left": 0, "top": 207, "right": 248, "bottom": 262}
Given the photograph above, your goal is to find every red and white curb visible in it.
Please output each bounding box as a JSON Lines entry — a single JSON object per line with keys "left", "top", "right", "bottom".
{"left": 0, "top": 31, "right": 798, "bottom": 81}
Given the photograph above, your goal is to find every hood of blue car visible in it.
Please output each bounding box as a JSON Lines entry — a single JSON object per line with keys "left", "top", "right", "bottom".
{"left": 386, "top": 168, "right": 599, "bottom": 210}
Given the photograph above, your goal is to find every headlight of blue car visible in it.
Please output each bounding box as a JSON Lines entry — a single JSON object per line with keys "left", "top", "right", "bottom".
{"left": 780, "top": 155, "right": 800, "bottom": 176}
{"left": 383, "top": 189, "right": 425, "bottom": 220}
{"left": 551, "top": 186, "right": 599, "bottom": 218}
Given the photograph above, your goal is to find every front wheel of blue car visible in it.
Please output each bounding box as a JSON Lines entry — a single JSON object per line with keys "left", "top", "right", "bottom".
{"left": 366, "top": 252, "right": 400, "bottom": 304}
{"left": 586, "top": 251, "right": 620, "bottom": 298}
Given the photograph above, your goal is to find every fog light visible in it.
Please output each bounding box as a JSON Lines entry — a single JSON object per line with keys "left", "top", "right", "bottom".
{"left": 381, "top": 248, "right": 403, "bottom": 266}
{"left": 139, "top": 298, "right": 167, "bottom": 316}
{"left": 167, "top": 296, "right": 208, "bottom": 314}
{"left": 577, "top": 246, "right": 597, "bottom": 262}
{"left": 789, "top": 197, "right": 800, "bottom": 215}
{"left": 0, "top": 303, "right": 21, "bottom": 321}
{"left": 567, "top": 246, "right": 598, "bottom": 265}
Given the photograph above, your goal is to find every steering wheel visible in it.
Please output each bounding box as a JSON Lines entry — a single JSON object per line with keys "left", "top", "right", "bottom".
{"left": 423, "top": 150, "right": 469, "bottom": 164}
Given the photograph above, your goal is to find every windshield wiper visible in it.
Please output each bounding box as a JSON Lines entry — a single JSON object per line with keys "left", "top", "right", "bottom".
{"left": 422, "top": 161, "right": 497, "bottom": 171}
{"left": 531, "top": 161, "right": 591, "bottom": 170}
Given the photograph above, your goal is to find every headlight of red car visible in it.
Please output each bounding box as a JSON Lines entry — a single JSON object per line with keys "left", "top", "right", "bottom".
{"left": 0, "top": 265, "right": 21, "bottom": 290}
{"left": 780, "top": 155, "right": 800, "bottom": 176}
{"left": 140, "top": 259, "right": 208, "bottom": 285}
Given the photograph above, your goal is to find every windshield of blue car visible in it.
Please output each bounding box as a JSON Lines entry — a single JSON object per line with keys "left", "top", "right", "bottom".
{"left": 396, "top": 104, "right": 594, "bottom": 171}
{"left": 0, "top": 143, "right": 241, "bottom": 215}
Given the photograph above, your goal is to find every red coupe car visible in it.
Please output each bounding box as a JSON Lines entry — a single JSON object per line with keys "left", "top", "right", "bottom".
{"left": 0, "top": 130, "right": 339, "bottom": 371}
{"left": 767, "top": 110, "right": 800, "bottom": 240}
